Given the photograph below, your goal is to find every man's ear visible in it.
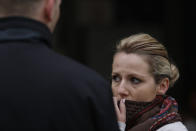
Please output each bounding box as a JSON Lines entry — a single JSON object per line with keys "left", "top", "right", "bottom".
{"left": 156, "top": 78, "right": 169, "bottom": 95}
{"left": 44, "top": 0, "right": 55, "bottom": 22}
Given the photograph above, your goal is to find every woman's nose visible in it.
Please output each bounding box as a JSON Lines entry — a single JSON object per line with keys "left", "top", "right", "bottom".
{"left": 117, "top": 82, "right": 129, "bottom": 98}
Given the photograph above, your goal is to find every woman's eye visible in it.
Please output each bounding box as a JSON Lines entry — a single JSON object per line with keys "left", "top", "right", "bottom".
{"left": 130, "top": 77, "right": 141, "bottom": 84}
{"left": 112, "top": 75, "right": 121, "bottom": 82}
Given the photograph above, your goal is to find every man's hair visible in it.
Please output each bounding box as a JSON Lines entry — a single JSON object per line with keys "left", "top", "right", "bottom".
{"left": 0, "top": 0, "right": 42, "bottom": 17}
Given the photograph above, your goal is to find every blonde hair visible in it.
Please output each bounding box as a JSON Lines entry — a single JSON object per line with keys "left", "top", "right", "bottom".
{"left": 116, "top": 33, "right": 179, "bottom": 87}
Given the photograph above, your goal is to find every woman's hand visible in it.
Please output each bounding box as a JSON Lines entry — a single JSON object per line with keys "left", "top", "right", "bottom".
{"left": 113, "top": 97, "right": 126, "bottom": 123}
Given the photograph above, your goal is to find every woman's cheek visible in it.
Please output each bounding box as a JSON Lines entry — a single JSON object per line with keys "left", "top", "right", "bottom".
{"left": 112, "top": 87, "right": 118, "bottom": 96}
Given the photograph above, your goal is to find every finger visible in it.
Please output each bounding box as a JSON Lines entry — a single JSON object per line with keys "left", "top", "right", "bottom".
{"left": 113, "top": 97, "right": 117, "bottom": 106}
{"left": 119, "top": 99, "right": 126, "bottom": 122}
{"left": 119, "top": 99, "right": 126, "bottom": 115}
{"left": 113, "top": 97, "right": 120, "bottom": 113}
{"left": 113, "top": 97, "right": 119, "bottom": 110}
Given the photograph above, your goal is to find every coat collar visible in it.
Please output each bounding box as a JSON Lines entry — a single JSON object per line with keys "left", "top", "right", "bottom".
{"left": 0, "top": 16, "right": 52, "bottom": 48}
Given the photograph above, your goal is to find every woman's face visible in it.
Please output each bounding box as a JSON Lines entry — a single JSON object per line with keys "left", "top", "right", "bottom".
{"left": 112, "top": 52, "right": 160, "bottom": 102}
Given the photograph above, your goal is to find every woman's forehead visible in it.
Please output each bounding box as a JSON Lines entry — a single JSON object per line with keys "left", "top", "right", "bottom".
{"left": 112, "top": 52, "right": 152, "bottom": 77}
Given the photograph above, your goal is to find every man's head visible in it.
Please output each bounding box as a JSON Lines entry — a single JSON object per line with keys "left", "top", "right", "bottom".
{"left": 0, "top": 0, "right": 62, "bottom": 31}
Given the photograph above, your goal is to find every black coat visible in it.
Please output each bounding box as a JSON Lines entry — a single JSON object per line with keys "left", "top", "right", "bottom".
{"left": 0, "top": 17, "right": 119, "bottom": 131}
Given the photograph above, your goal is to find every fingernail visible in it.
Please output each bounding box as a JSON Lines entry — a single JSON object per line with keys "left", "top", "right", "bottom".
{"left": 122, "top": 99, "right": 125, "bottom": 103}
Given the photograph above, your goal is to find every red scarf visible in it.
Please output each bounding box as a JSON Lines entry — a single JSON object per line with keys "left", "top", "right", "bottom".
{"left": 125, "top": 95, "right": 182, "bottom": 131}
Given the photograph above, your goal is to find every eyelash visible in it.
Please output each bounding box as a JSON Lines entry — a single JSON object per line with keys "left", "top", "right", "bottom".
{"left": 112, "top": 75, "right": 121, "bottom": 82}
{"left": 130, "top": 77, "right": 141, "bottom": 84}
{"left": 112, "top": 75, "right": 142, "bottom": 85}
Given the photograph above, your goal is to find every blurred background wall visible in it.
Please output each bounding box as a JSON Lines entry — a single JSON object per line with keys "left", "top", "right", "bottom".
{"left": 53, "top": 0, "right": 195, "bottom": 129}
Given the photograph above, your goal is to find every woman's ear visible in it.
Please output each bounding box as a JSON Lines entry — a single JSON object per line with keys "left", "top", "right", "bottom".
{"left": 44, "top": 0, "right": 55, "bottom": 22}
{"left": 156, "top": 78, "right": 169, "bottom": 95}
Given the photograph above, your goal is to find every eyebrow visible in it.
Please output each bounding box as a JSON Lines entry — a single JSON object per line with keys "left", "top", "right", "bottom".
{"left": 112, "top": 71, "right": 147, "bottom": 79}
{"left": 128, "top": 73, "right": 147, "bottom": 79}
